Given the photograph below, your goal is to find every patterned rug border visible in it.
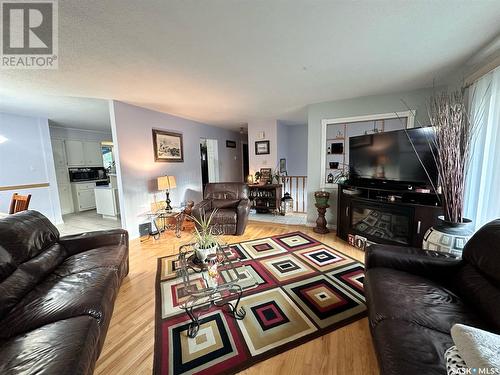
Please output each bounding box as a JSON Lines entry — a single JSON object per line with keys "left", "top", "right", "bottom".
{"left": 153, "top": 231, "right": 367, "bottom": 375}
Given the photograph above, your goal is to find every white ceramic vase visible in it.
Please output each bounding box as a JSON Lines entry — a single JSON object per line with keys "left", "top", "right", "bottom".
{"left": 195, "top": 243, "right": 218, "bottom": 263}
{"left": 422, "top": 216, "right": 474, "bottom": 258}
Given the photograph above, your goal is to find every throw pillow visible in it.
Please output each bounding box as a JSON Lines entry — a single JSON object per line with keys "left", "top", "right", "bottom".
{"left": 451, "top": 324, "right": 500, "bottom": 370}
{"left": 445, "top": 345, "right": 467, "bottom": 375}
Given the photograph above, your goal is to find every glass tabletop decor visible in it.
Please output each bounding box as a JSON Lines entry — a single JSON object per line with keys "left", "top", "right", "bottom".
{"left": 177, "top": 240, "right": 257, "bottom": 338}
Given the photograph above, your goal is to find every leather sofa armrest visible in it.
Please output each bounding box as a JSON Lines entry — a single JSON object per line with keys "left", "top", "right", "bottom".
{"left": 192, "top": 200, "right": 212, "bottom": 220}
{"left": 365, "top": 244, "right": 464, "bottom": 280}
{"left": 59, "top": 229, "right": 129, "bottom": 256}
{"left": 235, "top": 199, "right": 251, "bottom": 235}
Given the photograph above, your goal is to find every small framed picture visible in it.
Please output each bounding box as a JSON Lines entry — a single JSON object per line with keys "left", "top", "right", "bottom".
{"left": 226, "top": 140, "right": 236, "bottom": 148}
{"left": 279, "top": 158, "right": 287, "bottom": 173}
{"left": 260, "top": 168, "right": 272, "bottom": 183}
{"left": 255, "top": 140, "right": 270, "bottom": 155}
{"left": 152, "top": 129, "right": 184, "bottom": 162}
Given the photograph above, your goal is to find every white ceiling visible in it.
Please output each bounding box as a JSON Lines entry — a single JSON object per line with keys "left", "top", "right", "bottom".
{"left": 1, "top": 0, "right": 500, "bottom": 131}
{"left": 0, "top": 92, "right": 110, "bottom": 131}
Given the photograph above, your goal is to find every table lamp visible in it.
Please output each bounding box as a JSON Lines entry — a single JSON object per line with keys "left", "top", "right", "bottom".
{"left": 157, "top": 175, "right": 176, "bottom": 211}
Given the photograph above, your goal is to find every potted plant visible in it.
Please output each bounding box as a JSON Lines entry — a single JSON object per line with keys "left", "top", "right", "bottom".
{"left": 254, "top": 171, "right": 262, "bottom": 184}
{"left": 422, "top": 90, "right": 478, "bottom": 256}
{"left": 190, "top": 209, "right": 220, "bottom": 262}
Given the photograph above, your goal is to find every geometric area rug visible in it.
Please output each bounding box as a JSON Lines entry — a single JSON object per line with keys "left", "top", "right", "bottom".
{"left": 154, "top": 232, "right": 366, "bottom": 375}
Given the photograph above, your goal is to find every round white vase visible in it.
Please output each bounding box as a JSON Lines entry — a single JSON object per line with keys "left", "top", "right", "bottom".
{"left": 195, "top": 243, "right": 218, "bottom": 263}
{"left": 422, "top": 216, "right": 474, "bottom": 258}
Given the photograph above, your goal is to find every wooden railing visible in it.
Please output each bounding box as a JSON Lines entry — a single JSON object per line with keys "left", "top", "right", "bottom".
{"left": 281, "top": 176, "right": 307, "bottom": 213}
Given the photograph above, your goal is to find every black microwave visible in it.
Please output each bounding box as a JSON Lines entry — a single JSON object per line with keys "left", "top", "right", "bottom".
{"left": 68, "top": 167, "right": 107, "bottom": 182}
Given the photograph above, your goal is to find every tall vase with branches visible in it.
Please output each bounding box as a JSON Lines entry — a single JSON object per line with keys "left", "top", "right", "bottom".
{"left": 428, "top": 90, "right": 477, "bottom": 223}
{"left": 420, "top": 89, "right": 485, "bottom": 255}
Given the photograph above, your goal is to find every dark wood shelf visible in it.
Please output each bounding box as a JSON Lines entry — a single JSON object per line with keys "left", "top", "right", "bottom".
{"left": 248, "top": 184, "right": 282, "bottom": 213}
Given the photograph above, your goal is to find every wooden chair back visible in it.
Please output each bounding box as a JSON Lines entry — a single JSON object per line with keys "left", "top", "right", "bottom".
{"left": 9, "top": 193, "right": 32, "bottom": 214}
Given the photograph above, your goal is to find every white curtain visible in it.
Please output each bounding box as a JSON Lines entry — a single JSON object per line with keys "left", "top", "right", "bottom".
{"left": 464, "top": 66, "right": 500, "bottom": 229}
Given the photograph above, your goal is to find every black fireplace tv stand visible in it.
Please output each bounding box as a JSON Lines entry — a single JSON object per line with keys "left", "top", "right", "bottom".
{"left": 336, "top": 181, "right": 443, "bottom": 248}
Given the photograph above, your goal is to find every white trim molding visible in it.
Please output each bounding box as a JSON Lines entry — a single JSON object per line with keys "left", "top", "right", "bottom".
{"left": 320, "top": 110, "right": 415, "bottom": 189}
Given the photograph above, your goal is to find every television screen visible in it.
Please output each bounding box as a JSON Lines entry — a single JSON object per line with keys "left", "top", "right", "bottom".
{"left": 349, "top": 128, "right": 437, "bottom": 186}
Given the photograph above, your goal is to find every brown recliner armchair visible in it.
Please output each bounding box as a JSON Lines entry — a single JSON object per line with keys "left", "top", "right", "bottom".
{"left": 192, "top": 183, "right": 251, "bottom": 235}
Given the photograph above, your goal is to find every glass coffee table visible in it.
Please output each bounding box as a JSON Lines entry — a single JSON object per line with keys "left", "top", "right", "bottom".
{"left": 177, "top": 241, "right": 257, "bottom": 338}
{"left": 143, "top": 207, "right": 185, "bottom": 238}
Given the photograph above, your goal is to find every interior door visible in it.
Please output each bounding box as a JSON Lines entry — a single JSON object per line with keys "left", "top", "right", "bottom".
{"left": 242, "top": 143, "right": 249, "bottom": 181}
{"left": 58, "top": 185, "right": 73, "bottom": 214}
{"left": 51, "top": 139, "right": 66, "bottom": 168}
{"left": 200, "top": 143, "right": 209, "bottom": 192}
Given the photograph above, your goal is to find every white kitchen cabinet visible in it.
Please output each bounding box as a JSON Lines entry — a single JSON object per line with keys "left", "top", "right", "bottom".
{"left": 83, "top": 141, "right": 103, "bottom": 166}
{"left": 51, "top": 139, "right": 67, "bottom": 168}
{"left": 65, "top": 140, "right": 85, "bottom": 166}
{"left": 95, "top": 187, "right": 120, "bottom": 219}
{"left": 71, "top": 182, "right": 97, "bottom": 212}
{"left": 78, "top": 189, "right": 96, "bottom": 210}
{"left": 65, "top": 140, "right": 103, "bottom": 167}
{"left": 58, "top": 184, "right": 74, "bottom": 214}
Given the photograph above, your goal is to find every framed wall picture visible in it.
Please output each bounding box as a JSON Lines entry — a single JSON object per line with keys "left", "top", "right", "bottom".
{"left": 226, "top": 140, "right": 236, "bottom": 148}
{"left": 279, "top": 158, "right": 287, "bottom": 173}
{"left": 255, "top": 140, "right": 270, "bottom": 155}
{"left": 152, "top": 129, "right": 184, "bottom": 162}
{"left": 260, "top": 168, "right": 272, "bottom": 183}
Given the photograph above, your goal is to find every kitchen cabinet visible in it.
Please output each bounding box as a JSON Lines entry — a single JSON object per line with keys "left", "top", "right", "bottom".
{"left": 65, "top": 140, "right": 85, "bottom": 166}
{"left": 83, "top": 141, "right": 103, "bottom": 166}
{"left": 95, "top": 187, "right": 120, "bottom": 219}
{"left": 72, "top": 182, "right": 97, "bottom": 212}
{"left": 65, "top": 140, "right": 103, "bottom": 167}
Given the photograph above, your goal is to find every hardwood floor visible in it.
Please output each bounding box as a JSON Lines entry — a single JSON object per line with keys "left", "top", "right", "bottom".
{"left": 94, "top": 221, "right": 379, "bottom": 375}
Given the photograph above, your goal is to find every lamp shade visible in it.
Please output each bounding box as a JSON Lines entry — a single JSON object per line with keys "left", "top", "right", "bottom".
{"left": 157, "top": 175, "right": 176, "bottom": 190}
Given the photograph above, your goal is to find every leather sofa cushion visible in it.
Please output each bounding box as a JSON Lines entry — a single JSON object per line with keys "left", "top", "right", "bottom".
{"left": 453, "top": 264, "right": 500, "bottom": 333}
{"left": 211, "top": 199, "right": 240, "bottom": 209}
{"left": 365, "top": 268, "right": 484, "bottom": 333}
{"left": 0, "top": 268, "right": 120, "bottom": 339}
{"left": 0, "top": 316, "right": 100, "bottom": 375}
{"left": 0, "top": 243, "right": 67, "bottom": 320}
{"left": 0, "top": 246, "right": 16, "bottom": 282}
{"left": 463, "top": 219, "right": 500, "bottom": 284}
{"left": 53, "top": 245, "right": 128, "bottom": 280}
{"left": 207, "top": 208, "right": 237, "bottom": 224}
{"left": 0, "top": 210, "right": 60, "bottom": 264}
{"left": 371, "top": 319, "right": 453, "bottom": 375}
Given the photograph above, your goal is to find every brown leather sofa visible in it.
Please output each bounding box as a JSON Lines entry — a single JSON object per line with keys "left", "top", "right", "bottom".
{"left": 192, "top": 183, "right": 251, "bottom": 235}
{"left": 364, "top": 219, "right": 500, "bottom": 375}
{"left": 0, "top": 210, "right": 129, "bottom": 375}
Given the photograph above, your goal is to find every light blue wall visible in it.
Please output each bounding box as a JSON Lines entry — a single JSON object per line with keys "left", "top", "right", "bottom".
{"left": 276, "top": 121, "right": 288, "bottom": 164}
{"left": 286, "top": 124, "right": 307, "bottom": 176}
{"left": 0, "top": 112, "right": 62, "bottom": 223}
{"left": 110, "top": 101, "right": 243, "bottom": 239}
{"left": 306, "top": 87, "right": 436, "bottom": 226}
{"left": 276, "top": 121, "right": 307, "bottom": 176}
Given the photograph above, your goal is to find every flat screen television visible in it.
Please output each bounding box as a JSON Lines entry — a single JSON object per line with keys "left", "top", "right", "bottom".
{"left": 349, "top": 128, "right": 437, "bottom": 187}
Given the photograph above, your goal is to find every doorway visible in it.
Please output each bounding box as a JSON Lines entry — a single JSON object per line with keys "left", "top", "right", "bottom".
{"left": 200, "top": 138, "right": 220, "bottom": 192}
{"left": 242, "top": 142, "right": 249, "bottom": 182}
